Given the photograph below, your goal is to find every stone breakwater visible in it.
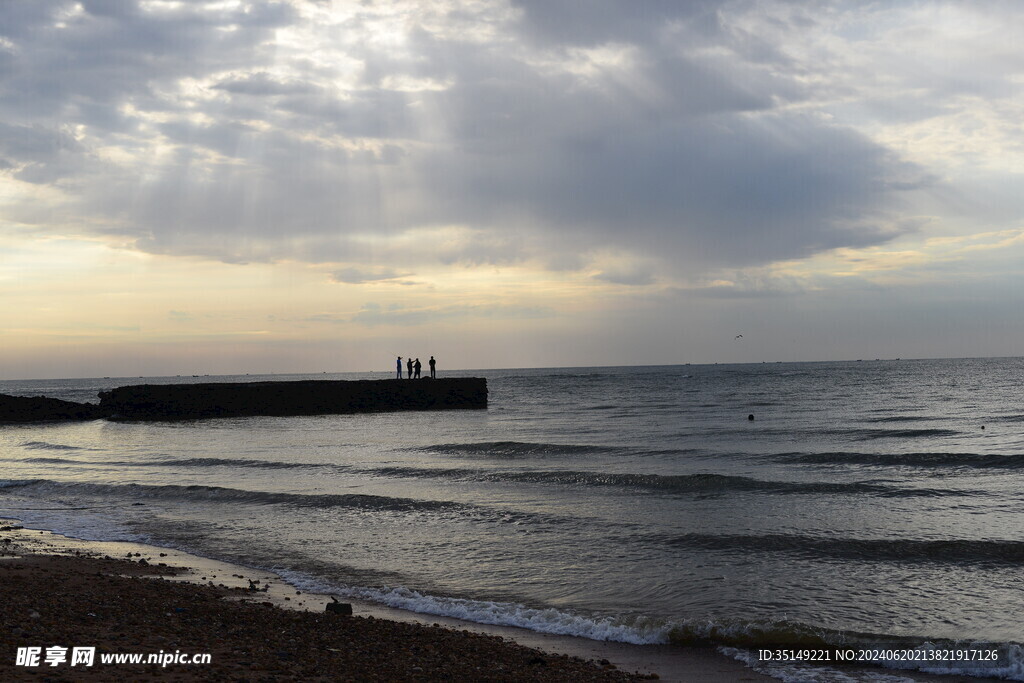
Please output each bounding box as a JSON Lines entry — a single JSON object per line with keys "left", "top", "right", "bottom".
{"left": 0, "top": 378, "right": 487, "bottom": 423}
{"left": 0, "top": 394, "right": 107, "bottom": 423}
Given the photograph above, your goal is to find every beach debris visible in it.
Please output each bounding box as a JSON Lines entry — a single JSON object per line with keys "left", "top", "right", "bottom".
{"left": 247, "top": 579, "right": 269, "bottom": 592}
{"left": 326, "top": 597, "right": 353, "bottom": 615}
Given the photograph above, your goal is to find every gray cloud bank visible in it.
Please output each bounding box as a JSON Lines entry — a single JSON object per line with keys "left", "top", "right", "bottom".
{"left": 0, "top": 1, "right": 950, "bottom": 275}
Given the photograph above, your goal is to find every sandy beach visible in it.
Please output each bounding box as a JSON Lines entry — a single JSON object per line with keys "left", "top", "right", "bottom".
{"left": 0, "top": 523, "right": 777, "bottom": 682}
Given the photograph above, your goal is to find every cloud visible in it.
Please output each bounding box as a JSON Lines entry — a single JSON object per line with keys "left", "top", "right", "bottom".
{"left": 347, "top": 302, "right": 554, "bottom": 327}
{"left": 211, "top": 72, "right": 320, "bottom": 97}
{"left": 330, "top": 266, "right": 416, "bottom": 284}
{"left": 0, "top": 122, "right": 87, "bottom": 184}
{"left": 0, "top": 0, "right": 999, "bottom": 279}
{"left": 591, "top": 259, "right": 657, "bottom": 286}
{"left": 510, "top": 0, "right": 724, "bottom": 48}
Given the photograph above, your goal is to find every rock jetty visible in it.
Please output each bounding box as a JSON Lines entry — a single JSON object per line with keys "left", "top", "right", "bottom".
{"left": 98, "top": 378, "right": 488, "bottom": 420}
{"left": 0, "top": 378, "right": 487, "bottom": 423}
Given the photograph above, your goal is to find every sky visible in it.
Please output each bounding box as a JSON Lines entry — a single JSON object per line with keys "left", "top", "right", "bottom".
{"left": 2, "top": 0, "right": 1023, "bottom": 378}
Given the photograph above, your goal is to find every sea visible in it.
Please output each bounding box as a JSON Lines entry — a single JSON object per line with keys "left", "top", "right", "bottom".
{"left": 2, "top": 358, "right": 1024, "bottom": 681}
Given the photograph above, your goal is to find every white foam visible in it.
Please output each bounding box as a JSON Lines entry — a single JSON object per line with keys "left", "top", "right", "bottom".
{"left": 339, "top": 585, "right": 672, "bottom": 644}
{"left": 268, "top": 569, "right": 671, "bottom": 645}
{"left": 911, "top": 641, "right": 1024, "bottom": 681}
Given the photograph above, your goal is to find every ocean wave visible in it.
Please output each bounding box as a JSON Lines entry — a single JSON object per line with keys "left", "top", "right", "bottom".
{"left": 15, "top": 456, "right": 341, "bottom": 472}
{"left": 413, "top": 441, "right": 620, "bottom": 457}
{"left": 855, "top": 428, "right": 962, "bottom": 440}
{"left": 658, "top": 532, "right": 1024, "bottom": 566}
{"left": 151, "top": 457, "right": 332, "bottom": 470}
{"left": 361, "top": 468, "right": 970, "bottom": 498}
{"left": 668, "top": 617, "right": 883, "bottom": 648}
{"left": 781, "top": 451, "right": 1024, "bottom": 469}
{"left": 0, "top": 479, "right": 43, "bottom": 489}
{"left": 19, "top": 457, "right": 82, "bottom": 465}
{"left": 9, "top": 479, "right": 466, "bottom": 514}
{"left": 255, "top": 569, "right": 1024, "bottom": 680}
{"left": 19, "top": 441, "right": 86, "bottom": 451}
{"left": 865, "top": 415, "right": 930, "bottom": 423}
{"left": 336, "top": 585, "right": 671, "bottom": 645}
{"left": 26, "top": 453, "right": 969, "bottom": 499}
{"left": 341, "top": 588, "right": 1024, "bottom": 680}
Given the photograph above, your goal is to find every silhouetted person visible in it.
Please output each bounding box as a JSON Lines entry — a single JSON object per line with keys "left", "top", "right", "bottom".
{"left": 414, "top": 358, "right": 422, "bottom": 379}
{"left": 406, "top": 357, "right": 413, "bottom": 379}
{"left": 429, "top": 356, "right": 436, "bottom": 379}
{"left": 396, "top": 356, "right": 402, "bottom": 379}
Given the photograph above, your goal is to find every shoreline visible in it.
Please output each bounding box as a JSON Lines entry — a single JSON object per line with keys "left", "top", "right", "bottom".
{"left": 0, "top": 522, "right": 984, "bottom": 682}
{"left": 0, "top": 521, "right": 772, "bottom": 681}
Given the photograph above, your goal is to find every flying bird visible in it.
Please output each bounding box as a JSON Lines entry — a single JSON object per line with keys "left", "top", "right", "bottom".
{"left": 735, "top": 334, "right": 743, "bottom": 339}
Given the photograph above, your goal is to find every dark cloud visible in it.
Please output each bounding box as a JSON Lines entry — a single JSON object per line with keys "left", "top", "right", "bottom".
{"left": 80, "top": 0, "right": 139, "bottom": 19}
{"left": 0, "top": 0, "right": 937, "bottom": 273}
{"left": 0, "top": 0, "right": 295, "bottom": 121}
{"left": 414, "top": 107, "right": 921, "bottom": 267}
{"left": 510, "top": 0, "right": 723, "bottom": 47}
{"left": 0, "top": 122, "right": 88, "bottom": 183}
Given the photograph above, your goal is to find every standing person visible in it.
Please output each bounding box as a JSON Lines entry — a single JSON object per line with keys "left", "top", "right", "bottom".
{"left": 396, "top": 356, "right": 402, "bottom": 379}
{"left": 406, "top": 357, "right": 413, "bottom": 379}
{"left": 429, "top": 356, "right": 436, "bottom": 379}
{"left": 414, "top": 358, "right": 422, "bottom": 379}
